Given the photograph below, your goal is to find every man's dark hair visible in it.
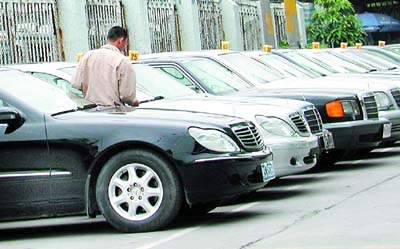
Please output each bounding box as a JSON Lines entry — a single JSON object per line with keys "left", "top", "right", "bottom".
{"left": 107, "top": 26, "right": 128, "bottom": 41}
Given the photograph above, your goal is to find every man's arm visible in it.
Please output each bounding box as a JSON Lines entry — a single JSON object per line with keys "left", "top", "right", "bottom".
{"left": 118, "top": 60, "right": 138, "bottom": 106}
{"left": 71, "top": 54, "right": 88, "bottom": 92}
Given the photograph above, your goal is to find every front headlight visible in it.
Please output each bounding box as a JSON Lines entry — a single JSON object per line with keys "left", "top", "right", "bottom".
{"left": 189, "top": 127, "right": 240, "bottom": 153}
{"left": 255, "top": 116, "right": 299, "bottom": 137}
{"left": 374, "top": 92, "right": 393, "bottom": 111}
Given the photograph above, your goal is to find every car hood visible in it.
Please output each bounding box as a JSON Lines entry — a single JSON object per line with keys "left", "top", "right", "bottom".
{"left": 140, "top": 96, "right": 297, "bottom": 122}
{"left": 53, "top": 106, "right": 246, "bottom": 128}
{"left": 227, "top": 90, "right": 314, "bottom": 110}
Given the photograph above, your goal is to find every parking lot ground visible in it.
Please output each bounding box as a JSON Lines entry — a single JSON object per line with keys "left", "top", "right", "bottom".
{"left": 1, "top": 146, "right": 400, "bottom": 249}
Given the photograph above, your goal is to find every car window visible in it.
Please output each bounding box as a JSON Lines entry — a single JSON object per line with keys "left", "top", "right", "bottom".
{"left": 31, "top": 72, "right": 85, "bottom": 100}
{"left": 180, "top": 58, "right": 252, "bottom": 95}
{"left": 0, "top": 71, "right": 79, "bottom": 114}
{"left": 303, "top": 51, "right": 367, "bottom": 73}
{"left": 283, "top": 52, "right": 336, "bottom": 76}
{"left": 219, "top": 53, "right": 285, "bottom": 83}
{"left": 258, "top": 54, "right": 318, "bottom": 78}
{"left": 157, "top": 67, "right": 195, "bottom": 87}
{"left": 132, "top": 64, "right": 196, "bottom": 98}
{"left": 59, "top": 67, "right": 76, "bottom": 76}
{"left": 32, "top": 72, "right": 58, "bottom": 83}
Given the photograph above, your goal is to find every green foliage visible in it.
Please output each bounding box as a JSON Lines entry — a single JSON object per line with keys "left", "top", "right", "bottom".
{"left": 307, "top": 0, "right": 365, "bottom": 47}
{"left": 278, "top": 40, "right": 290, "bottom": 48}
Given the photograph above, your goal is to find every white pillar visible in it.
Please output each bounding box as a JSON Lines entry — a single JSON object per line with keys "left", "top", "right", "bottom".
{"left": 57, "top": 0, "right": 89, "bottom": 62}
{"left": 122, "top": 0, "right": 152, "bottom": 54}
{"left": 176, "top": 0, "right": 202, "bottom": 51}
{"left": 221, "top": 0, "right": 244, "bottom": 51}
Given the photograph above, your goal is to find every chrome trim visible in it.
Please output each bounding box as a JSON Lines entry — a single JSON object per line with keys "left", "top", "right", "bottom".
{"left": 194, "top": 150, "right": 272, "bottom": 163}
{"left": 51, "top": 170, "right": 73, "bottom": 177}
{"left": 0, "top": 170, "right": 72, "bottom": 179}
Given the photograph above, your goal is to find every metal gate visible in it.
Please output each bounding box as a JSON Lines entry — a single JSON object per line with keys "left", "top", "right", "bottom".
{"left": 147, "top": 0, "right": 181, "bottom": 53}
{"left": 270, "top": 3, "right": 288, "bottom": 45}
{"left": 197, "top": 0, "right": 224, "bottom": 50}
{"left": 238, "top": 0, "right": 262, "bottom": 51}
{"left": 0, "top": 0, "right": 61, "bottom": 65}
{"left": 85, "top": 0, "right": 125, "bottom": 50}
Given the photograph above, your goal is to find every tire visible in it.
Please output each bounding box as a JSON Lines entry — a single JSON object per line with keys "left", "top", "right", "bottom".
{"left": 96, "top": 149, "right": 182, "bottom": 233}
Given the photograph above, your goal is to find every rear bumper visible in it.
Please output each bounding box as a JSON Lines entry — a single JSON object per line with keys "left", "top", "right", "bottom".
{"left": 324, "top": 119, "right": 390, "bottom": 151}
{"left": 180, "top": 150, "right": 273, "bottom": 205}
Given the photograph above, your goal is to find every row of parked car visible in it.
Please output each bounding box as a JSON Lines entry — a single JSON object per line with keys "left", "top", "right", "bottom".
{"left": 1, "top": 44, "right": 399, "bottom": 233}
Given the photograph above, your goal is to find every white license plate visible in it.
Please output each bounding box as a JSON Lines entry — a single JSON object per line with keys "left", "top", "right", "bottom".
{"left": 383, "top": 123, "right": 392, "bottom": 139}
{"left": 261, "top": 162, "right": 275, "bottom": 182}
{"left": 323, "top": 133, "right": 335, "bottom": 150}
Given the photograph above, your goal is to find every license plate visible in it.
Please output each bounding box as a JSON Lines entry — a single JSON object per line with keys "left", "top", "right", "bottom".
{"left": 261, "top": 162, "right": 275, "bottom": 182}
{"left": 383, "top": 123, "right": 392, "bottom": 139}
{"left": 323, "top": 132, "right": 335, "bottom": 150}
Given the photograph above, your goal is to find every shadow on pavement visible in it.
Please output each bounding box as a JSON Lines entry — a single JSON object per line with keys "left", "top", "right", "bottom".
{"left": 170, "top": 210, "right": 268, "bottom": 230}
{"left": 325, "top": 161, "right": 384, "bottom": 172}
{"left": 354, "top": 151, "right": 400, "bottom": 160}
{"left": 0, "top": 220, "right": 114, "bottom": 241}
{"left": 269, "top": 175, "right": 333, "bottom": 187}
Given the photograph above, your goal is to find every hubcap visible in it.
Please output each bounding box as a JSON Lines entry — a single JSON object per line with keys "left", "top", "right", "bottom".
{"left": 108, "top": 163, "right": 163, "bottom": 221}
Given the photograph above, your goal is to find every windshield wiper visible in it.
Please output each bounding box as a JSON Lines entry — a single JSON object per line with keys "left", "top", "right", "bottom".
{"left": 139, "top": 96, "right": 164, "bottom": 104}
{"left": 51, "top": 104, "right": 98, "bottom": 116}
{"left": 388, "top": 67, "right": 398, "bottom": 71}
{"left": 368, "top": 69, "right": 378, "bottom": 73}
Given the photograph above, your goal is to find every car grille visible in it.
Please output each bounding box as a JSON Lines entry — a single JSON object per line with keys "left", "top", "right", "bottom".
{"left": 231, "top": 122, "right": 264, "bottom": 152}
{"left": 363, "top": 95, "right": 379, "bottom": 119}
{"left": 392, "top": 123, "right": 400, "bottom": 133}
{"left": 391, "top": 89, "right": 400, "bottom": 107}
{"left": 290, "top": 113, "right": 309, "bottom": 134}
{"left": 303, "top": 107, "right": 323, "bottom": 134}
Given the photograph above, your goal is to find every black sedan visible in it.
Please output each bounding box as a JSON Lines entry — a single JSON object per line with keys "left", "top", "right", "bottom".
{"left": 0, "top": 69, "right": 273, "bottom": 232}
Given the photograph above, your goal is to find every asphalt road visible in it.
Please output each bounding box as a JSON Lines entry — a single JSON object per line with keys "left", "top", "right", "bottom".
{"left": 1, "top": 145, "right": 400, "bottom": 249}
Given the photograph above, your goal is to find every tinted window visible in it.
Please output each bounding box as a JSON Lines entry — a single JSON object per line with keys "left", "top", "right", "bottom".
{"left": 180, "top": 58, "right": 252, "bottom": 95}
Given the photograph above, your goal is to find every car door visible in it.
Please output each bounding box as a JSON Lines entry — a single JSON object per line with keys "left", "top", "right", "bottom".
{"left": 0, "top": 97, "right": 51, "bottom": 220}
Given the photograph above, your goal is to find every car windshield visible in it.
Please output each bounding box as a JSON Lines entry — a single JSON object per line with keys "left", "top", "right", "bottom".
{"left": 338, "top": 50, "right": 395, "bottom": 70}
{"left": 362, "top": 50, "right": 400, "bottom": 67}
{"left": 302, "top": 51, "right": 368, "bottom": 73}
{"left": 180, "top": 57, "right": 253, "bottom": 95}
{"left": 283, "top": 52, "right": 337, "bottom": 76}
{"left": 59, "top": 64, "right": 196, "bottom": 99}
{"left": 219, "top": 53, "right": 285, "bottom": 83}
{"left": 59, "top": 66, "right": 76, "bottom": 76}
{"left": 0, "top": 70, "right": 78, "bottom": 114}
{"left": 386, "top": 46, "right": 400, "bottom": 54}
{"left": 257, "top": 54, "right": 319, "bottom": 78}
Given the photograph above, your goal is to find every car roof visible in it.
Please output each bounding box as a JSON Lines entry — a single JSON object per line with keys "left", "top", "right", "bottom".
{"left": 5, "top": 62, "right": 75, "bottom": 72}
{"left": 141, "top": 50, "right": 240, "bottom": 60}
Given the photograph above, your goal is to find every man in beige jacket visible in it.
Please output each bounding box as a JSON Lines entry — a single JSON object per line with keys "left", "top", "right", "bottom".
{"left": 72, "top": 26, "right": 139, "bottom": 107}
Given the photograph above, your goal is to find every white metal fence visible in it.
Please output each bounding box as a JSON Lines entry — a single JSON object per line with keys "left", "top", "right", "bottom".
{"left": 0, "top": 0, "right": 61, "bottom": 65}
{"left": 147, "top": 0, "right": 181, "bottom": 53}
{"left": 237, "top": 0, "right": 262, "bottom": 51}
{"left": 197, "top": 0, "right": 224, "bottom": 50}
{"left": 85, "top": 0, "right": 125, "bottom": 50}
{"left": 270, "top": 3, "right": 287, "bottom": 45}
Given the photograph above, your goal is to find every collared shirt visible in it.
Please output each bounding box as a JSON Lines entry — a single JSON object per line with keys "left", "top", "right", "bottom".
{"left": 72, "top": 44, "right": 137, "bottom": 106}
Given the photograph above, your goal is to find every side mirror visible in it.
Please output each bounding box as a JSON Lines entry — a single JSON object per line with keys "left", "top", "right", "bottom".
{"left": 0, "top": 107, "right": 24, "bottom": 133}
